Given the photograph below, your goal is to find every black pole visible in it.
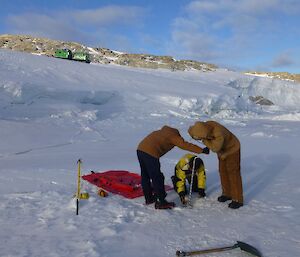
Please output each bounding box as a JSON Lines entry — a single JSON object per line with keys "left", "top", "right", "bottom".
{"left": 76, "top": 198, "right": 79, "bottom": 215}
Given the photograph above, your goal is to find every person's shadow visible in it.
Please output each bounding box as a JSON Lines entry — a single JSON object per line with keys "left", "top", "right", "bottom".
{"left": 204, "top": 154, "right": 290, "bottom": 204}
{"left": 242, "top": 154, "right": 290, "bottom": 204}
{"left": 205, "top": 170, "right": 221, "bottom": 197}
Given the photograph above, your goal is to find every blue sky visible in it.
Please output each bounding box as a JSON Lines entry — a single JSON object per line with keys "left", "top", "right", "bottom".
{"left": 1, "top": 0, "right": 300, "bottom": 73}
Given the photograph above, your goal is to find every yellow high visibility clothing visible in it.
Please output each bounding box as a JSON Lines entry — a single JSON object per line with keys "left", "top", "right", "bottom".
{"left": 174, "top": 153, "right": 206, "bottom": 195}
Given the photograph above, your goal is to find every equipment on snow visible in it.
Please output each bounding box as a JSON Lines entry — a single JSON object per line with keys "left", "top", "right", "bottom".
{"left": 76, "top": 159, "right": 81, "bottom": 215}
{"left": 98, "top": 189, "right": 108, "bottom": 197}
{"left": 187, "top": 157, "right": 198, "bottom": 207}
{"left": 75, "top": 159, "right": 89, "bottom": 215}
{"left": 82, "top": 170, "right": 172, "bottom": 199}
{"left": 176, "top": 241, "right": 262, "bottom": 257}
{"left": 79, "top": 192, "right": 90, "bottom": 199}
{"left": 87, "top": 171, "right": 109, "bottom": 197}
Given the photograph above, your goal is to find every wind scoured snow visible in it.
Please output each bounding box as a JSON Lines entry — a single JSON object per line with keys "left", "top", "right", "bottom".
{"left": 0, "top": 49, "right": 299, "bottom": 257}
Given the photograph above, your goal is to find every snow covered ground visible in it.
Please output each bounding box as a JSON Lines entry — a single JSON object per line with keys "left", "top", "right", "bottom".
{"left": 0, "top": 49, "right": 299, "bottom": 257}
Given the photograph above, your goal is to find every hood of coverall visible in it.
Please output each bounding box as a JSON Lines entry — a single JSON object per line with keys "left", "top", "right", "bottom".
{"left": 188, "top": 122, "right": 209, "bottom": 140}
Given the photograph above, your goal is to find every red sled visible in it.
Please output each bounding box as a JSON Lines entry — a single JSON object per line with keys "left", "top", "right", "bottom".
{"left": 82, "top": 170, "right": 172, "bottom": 199}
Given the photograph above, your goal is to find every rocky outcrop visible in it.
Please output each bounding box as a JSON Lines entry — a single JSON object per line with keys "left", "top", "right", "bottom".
{"left": 0, "top": 34, "right": 217, "bottom": 72}
{"left": 249, "top": 96, "right": 274, "bottom": 106}
{"left": 245, "top": 71, "right": 300, "bottom": 83}
{"left": 0, "top": 34, "right": 88, "bottom": 57}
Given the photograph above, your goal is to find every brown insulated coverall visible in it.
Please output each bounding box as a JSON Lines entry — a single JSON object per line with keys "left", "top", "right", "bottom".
{"left": 188, "top": 121, "right": 243, "bottom": 203}
{"left": 138, "top": 125, "right": 203, "bottom": 158}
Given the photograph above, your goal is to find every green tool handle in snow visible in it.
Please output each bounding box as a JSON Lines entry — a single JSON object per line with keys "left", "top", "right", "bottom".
{"left": 176, "top": 241, "right": 262, "bottom": 257}
{"left": 176, "top": 245, "right": 236, "bottom": 256}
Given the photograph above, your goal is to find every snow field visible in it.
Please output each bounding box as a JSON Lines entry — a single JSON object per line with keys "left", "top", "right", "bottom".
{"left": 0, "top": 49, "right": 299, "bottom": 256}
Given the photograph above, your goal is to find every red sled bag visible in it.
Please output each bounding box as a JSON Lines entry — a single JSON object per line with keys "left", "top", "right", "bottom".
{"left": 82, "top": 170, "right": 172, "bottom": 199}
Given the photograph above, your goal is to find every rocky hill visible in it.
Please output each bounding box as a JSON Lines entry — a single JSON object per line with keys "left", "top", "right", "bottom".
{"left": 0, "top": 34, "right": 217, "bottom": 72}
{"left": 1, "top": 34, "right": 299, "bottom": 82}
{"left": 245, "top": 71, "right": 300, "bottom": 83}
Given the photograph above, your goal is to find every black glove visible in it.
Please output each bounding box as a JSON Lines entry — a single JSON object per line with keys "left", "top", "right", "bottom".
{"left": 198, "top": 188, "right": 206, "bottom": 198}
{"left": 202, "top": 147, "right": 210, "bottom": 154}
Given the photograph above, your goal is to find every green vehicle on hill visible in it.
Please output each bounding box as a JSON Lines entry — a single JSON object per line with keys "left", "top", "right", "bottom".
{"left": 54, "top": 49, "right": 91, "bottom": 63}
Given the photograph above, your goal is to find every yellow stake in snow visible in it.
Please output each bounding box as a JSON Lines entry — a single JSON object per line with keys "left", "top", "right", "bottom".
{"left": 76, "top": 159, "right": 82, "bottom": 215}
{"left": 75, "top": 159, "right": 89, "bottom": 215}
{"left": 76, "top": 159, "right": 81, "bottom": 199}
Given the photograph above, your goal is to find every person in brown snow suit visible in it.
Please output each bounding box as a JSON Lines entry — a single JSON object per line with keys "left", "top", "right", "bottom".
{"left": 188, "top": 121, "right": 243, "bottom": 209}
{"left": 137, "top": 125, "right": 209, "bottom": 209}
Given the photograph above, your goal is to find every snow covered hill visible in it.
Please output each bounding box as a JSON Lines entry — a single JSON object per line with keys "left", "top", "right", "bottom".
{"left": 0, "top": 49, "right": 299, "bottom": 257}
